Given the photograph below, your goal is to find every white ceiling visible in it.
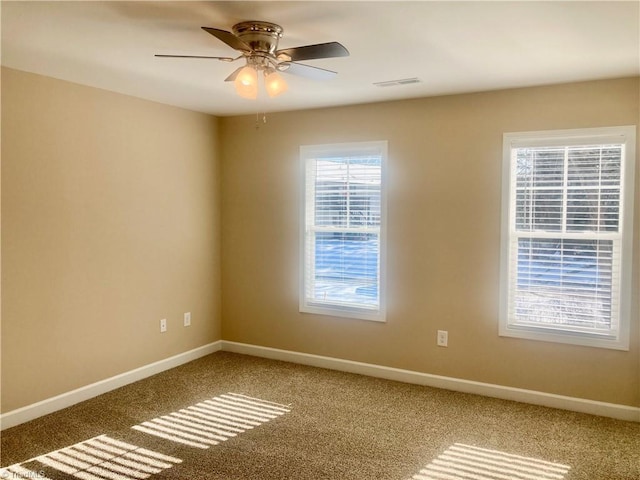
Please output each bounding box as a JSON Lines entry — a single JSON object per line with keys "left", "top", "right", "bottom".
{"left": 2, "top": 1, "right": 639, "bottom": 117}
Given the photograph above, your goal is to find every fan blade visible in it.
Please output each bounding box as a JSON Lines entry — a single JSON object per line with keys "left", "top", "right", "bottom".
{"left": 224, "top": 66, "right": 245, "bottom": 82}
{"left": 276, "top": 42, "right": 349, "bottom": 62}
{"left": 201, "top": 27, "right": 251, "bottom": 53}
{"left": 278, "top": 62, "right": 337, "bottom": 80}
{"left": 155, "top": 54, "right": 236, "bottom": 62}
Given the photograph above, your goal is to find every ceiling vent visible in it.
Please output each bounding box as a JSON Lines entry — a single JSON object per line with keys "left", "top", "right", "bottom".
{"left": 373, "top": 78, "right": 421, "bottom": 87}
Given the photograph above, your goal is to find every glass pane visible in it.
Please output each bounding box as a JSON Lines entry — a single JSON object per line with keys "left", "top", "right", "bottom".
{"left": 515, "top": 238, "right": 613, "bottom": 331}
{"left": 312, "top": 232, "right": 379, "bottom": 307}
{"left": 314, "top": 160, "right": 348, "bottom": 227}
{"left": 349, "top": 183, "right": 381, "bottom": 227}
{"left": 314, "top": 156, "right": 381, "bottom": 229}
{"left": 566, "top": 188, "right": 620, "bottom": 232}
{"left": 515, "top": 147, "right": 564, "bottom": 232}
{"left": 515, "top": 189, "right": 563, "bottom": 231}
{"left": 565, "top": 145, "right": 621, "bottom": 233}
{"left": 516, "top": 147, "right": 564, "bottom": 189}
{"left": 567, "top": 146, "right": 621, "bottom": 187}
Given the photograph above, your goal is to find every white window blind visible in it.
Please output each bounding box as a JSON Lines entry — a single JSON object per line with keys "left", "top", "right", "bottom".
{"left": 300, "top": 141, "right": 387, "bottom": 321}
{"left": 500, "top": 127, "right": 635, "bottom": 349}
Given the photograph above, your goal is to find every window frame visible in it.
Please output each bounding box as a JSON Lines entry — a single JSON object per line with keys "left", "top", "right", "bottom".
{"left": 299, "top": 141, "right": 388, "bottom": 322}
{"left": 499, "top": 126, "right": 636, "bottom": 350}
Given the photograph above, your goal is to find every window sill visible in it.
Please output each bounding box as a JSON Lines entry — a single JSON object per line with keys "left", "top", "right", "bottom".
{"left": 499, "top": 323, "right": 628, "bottom": 350}
{"left": 300, "top": 303, "right": 386, "bottom": 323}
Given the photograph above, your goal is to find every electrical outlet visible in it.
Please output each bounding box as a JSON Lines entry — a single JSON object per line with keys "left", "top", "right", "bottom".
{"left": 184, "top": 312, "right": 191, "bottom": 327}
{"left": 160, "top": 318, "right": 167, "bottom": 333}
{"left": 437, "top": 330, "right": 448, "bottom": 347}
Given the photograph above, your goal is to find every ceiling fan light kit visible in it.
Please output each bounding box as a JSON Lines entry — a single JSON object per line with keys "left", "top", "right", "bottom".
{"left": 233, "top": 64, "right": 288, "bottom": 99}
{"left": 231, "top": 52, "right": 289, "bottom": 99}
{"left": 156, "top": 20, "right": 349, "bottom": 100}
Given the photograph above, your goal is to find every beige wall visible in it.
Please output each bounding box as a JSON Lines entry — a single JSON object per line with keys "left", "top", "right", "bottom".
{"left": 220, "top": 77, "right": 640, "bottom": 407}
{"left": 1, "top": 68, "right": 222, "bottom": 412}
{"left": 2, "top": 69, "right": 638, "bottom": 414}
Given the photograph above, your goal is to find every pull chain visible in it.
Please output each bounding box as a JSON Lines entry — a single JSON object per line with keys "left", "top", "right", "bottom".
{"left": 255, "top": 112, "right": 268, "bottom": 130}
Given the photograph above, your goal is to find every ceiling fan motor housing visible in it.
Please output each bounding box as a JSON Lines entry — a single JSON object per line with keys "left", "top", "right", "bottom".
{"left": 232, "top": 21, "right": 283, "bottom": 55}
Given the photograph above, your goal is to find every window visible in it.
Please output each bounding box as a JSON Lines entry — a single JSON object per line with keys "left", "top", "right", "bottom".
{"left": 500, "top": 126, "right": 636, "bottom": 350}
{"left": 300, "top": 141, "right": 387, "bottom": 321}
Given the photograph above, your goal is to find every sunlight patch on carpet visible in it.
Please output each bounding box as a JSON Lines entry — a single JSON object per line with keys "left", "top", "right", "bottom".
{"left": 0, "top": 434, "right": 182, "bottom": 480}
{"left": 411, "top": 443, "right": 571, "bottom": 480}
{"left": 131, "top": 392, "right": 291, "bottom": 449}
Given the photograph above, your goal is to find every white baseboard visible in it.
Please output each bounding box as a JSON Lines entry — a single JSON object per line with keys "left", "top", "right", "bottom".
{"left": 221, "top": 340, "right": 640, "bottom": 423}
{"left": 3, "top": 339, "right": 637, "bottom": 429}
{"left": 0, "top": 341, "right": 222, "bottom": 430}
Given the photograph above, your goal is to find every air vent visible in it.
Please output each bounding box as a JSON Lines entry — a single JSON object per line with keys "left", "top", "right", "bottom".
{"left": 373, "top": 78, "right": 421, "bottom": 87}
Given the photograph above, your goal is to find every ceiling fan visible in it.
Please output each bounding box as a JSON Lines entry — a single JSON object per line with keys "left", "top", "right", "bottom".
{"left": 156, "top": 21, "right": 349, "bottom": 99}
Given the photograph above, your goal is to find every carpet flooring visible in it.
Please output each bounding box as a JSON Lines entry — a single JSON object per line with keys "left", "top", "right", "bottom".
{"left": 1, "top": 351, "right": 639, "bottom": 479}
